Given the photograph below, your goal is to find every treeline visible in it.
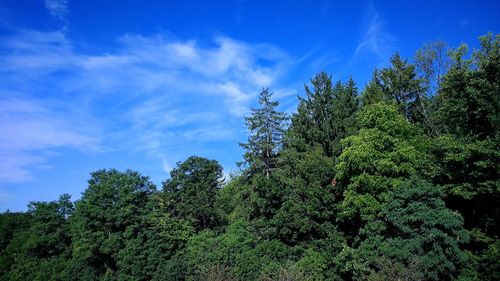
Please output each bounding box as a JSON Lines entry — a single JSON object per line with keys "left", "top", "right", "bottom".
{"left": 1, "top": 33, "right": 499, "bottom": 281}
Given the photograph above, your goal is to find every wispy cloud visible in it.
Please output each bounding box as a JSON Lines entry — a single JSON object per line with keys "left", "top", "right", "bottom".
{"left": 0, "top": 96, "right": 100, "bottom": 182}
{"left": 354, "top": 2, "right": 395, "bottom": 61}
{"left": 0, "top": 29, "right": 294, "bottom": 181}
{"left": 43, "top": 0, "right": 68, "bottom": 20}
{"left": 460, "top": 17, "right": 473, "bottom": 27}
{"left": 0, "top": 190, "right": 13, "bottom": 204}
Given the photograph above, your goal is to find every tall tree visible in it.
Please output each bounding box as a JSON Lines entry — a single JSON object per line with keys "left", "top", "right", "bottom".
{"left": 332, "top": 78, "right": 360, "bottom": 155}
{"left": 415, "top": 41, "right": 449, "bottom": 91}
{"left": 288, "top": 72, "right": 359, "bottom": 158}
{"left": 437, "top": 34, "right": 500, "bottom": 140}
{"left": 374, "top": 53, "right": 427, "bottom": 123}
{"left": 240, "top": 88, "right": 288, "bottom": 179}
{"left": 430, "top": 34, "right": 500, "bottom": 280}
{"left": 335, "top": 102, "right": 423, "bottom": 236}
{"left": 361, "top": 70, "right": 385, "bottom": 106}
{"left": 253, "top": 74, "right": 359, "bottom": 245}
{"left": 70, "top": 169, "right": 155, "bottom": 278}
{"left": 162, "top": 156, "right": 223, "bottom": 231}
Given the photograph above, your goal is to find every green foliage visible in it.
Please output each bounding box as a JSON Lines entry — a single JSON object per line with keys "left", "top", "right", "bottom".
{"left": 166, "top": 220, "right": 291, "bottom": 281}
{"left": 368, "top": 53, "right": 427, "bottom": 123}
{"left": 415, "top": 40, "right": 449, "bottom": 90}
{"left": 288, "top": 72, "right": 359, "bottom": 157}
{"left": 428, "top": 33, "right": 500, "bottom": 279}
{"left": 162, "top": 156, "right": 224, "bottom": 231}
{"left": 351, "top": 179, "right": 468, "bottom": 281}
{"left": 114, "top": 202, "right": 194, "bottom": 281}
{"left": 1, "top": 33, "right": 499, "bottom": 281}
{"left": 437, "top": 33, "right": 500, "bottom": 139}
{"left": 240, "top": 88, "right": 288, "bottom": 179}
{"left": 336, "top": 102, "right": 422, "bottom": 226}
{"left": 294, "top": 248, "right": 327, "bottom": 280}
{"left": 265, "top": 74, "right": 358, "bottom": 247}
{"left": 271, "top": 148, "right": 337, "bottom": 244}
{"left": 0, "top": 195, "right": 74, "bottom": 281}
{"left": 360, "top": 71, "right": 384, "bottom": 106}
{"left": 70, "top": 169, "right": 155, "bottom": 278}
{"left": 0, "top": 212, "right": 31, "bottom": 277}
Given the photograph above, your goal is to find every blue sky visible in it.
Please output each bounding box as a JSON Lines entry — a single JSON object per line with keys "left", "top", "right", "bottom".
{"left": 0, "top": 0, "right": 498, "bottom": 211}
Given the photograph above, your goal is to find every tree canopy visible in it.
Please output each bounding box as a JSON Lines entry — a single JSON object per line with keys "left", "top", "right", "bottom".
{"left": 1, "top": 33, "right": 499, "bottom": 281}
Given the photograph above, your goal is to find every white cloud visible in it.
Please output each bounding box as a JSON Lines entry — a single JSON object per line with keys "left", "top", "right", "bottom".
{"left": 460, "top": 17, "right": 472, "bottom": 27}
{"left": 354, "top": 3, "right": 395, "bottom": 60}
{"left": 44, "top": 0, "right": 68, "bottom": 20}
{"left": 0, "top": 189, "right": 13, "bottom": 204}
{"left": 0, "top": 97, "right": 100, "bottom": 182}
{"left": 0, "top": 29, "right": 294, "bottom": 181}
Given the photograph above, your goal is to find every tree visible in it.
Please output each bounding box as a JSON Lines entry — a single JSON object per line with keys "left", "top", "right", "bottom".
{"left": 430, "top": 33, "right": 500, "bottom": 280}
{"left": 287, "top": 72, "right": 359, "bottom": 158}
{"left": 167, "top": 220, "right": 293, "bottom": 281}
{"left": 331, "top": 78, "right": 360, "bottom": 156}
{"left": 271, "top": 148, "right": 337, "bottom": 245}
{"left": 415, "top": 41, "right": 449, "bottom": 91}
{"left": 335, "top": 102, "right": 423, "bottom": 235}
{"left": 361, "top": 70, "right": 384, "bottom": 106}
{"left": 0, "top": 211, "right": 31, "bottom": 276}
{"left": 437, "top": 34, "right": 499, "bottom": 140}
{"left": 353, "top": 179, "right": 468, "bottom": 281}
{"left": 162, "top": 156, "right": 223, "bottom": 231}
{"left": 240, "top": 88, "right": 288, "bottom": 179}
{"left": 70, "top": 169, "right": 156, "bottom": 278}
{"left": 1, "top": 195, "right": 74, "bottom": 281}
{"left": 370, "top": 53, "right": 427, "bottom": 123}
{"left": 115, "top": 194, "right": 194, "bottom": 281}
{"left": 252, "top": 75, "right": 358, "bottom": 245}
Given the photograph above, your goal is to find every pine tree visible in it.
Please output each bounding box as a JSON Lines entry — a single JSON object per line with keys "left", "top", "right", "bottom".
{"left": 240, "top": 88, "right": 288, "bottom": 179}
{"left": 288, "top": 72, "right": 335, "bottom": 156}
{"left": 288, "top": 72, "right": 359, "bottom": 158}
{"left": 376, "top": 53, "right": 427, "bottom": 122}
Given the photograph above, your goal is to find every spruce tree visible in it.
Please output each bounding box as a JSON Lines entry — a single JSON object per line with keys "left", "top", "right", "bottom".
{"left": 240, "top": 88, "right": 287, "bottom": 179}
{"left": 288, "top": 72, "right": 359, "bottom": 158}
{"left": 374, "top": 53, "right": 427, "bottom": 122}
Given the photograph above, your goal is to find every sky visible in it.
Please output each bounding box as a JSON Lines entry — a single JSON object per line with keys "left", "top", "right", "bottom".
{"left": 0, "top": 0, "right": 498, "bottom": 211}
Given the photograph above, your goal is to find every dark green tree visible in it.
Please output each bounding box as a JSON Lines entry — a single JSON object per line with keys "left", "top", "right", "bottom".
{"left": 437, "top": 34, "right": 499, "bottom": 140}
{"left": 70, "top": 169, "right": 155, "bottom": 279}
{"left": 351, "top": 179, "right": 468, "bottom": 281}
{"left": 271, "top": 148, "right": 337, "bottom": 245}
{"left": 288, "top": 72, "right": 359, "bottom": 157}
{"left": 115, "top": 193, "right": 194, "bottom": 281}
{"left": 240, "top": 88, "right": 288, "bottom": 179}
{"left": 0, "top": 213, "right": 30, "bottom": 249}
{"left": 361, "top": 70, "right": 385, "bottom": 106}
{"left": 368, "top": 53, "right": 427, "bottom": 123}
{"left": 430, "top": 33, "right": 500, "bottom": 281}
{"left": 162, "top": 156, "right": 223, "bottom": 231}
{"left": 1, "top": 195, "right": 74, "bottom": 281}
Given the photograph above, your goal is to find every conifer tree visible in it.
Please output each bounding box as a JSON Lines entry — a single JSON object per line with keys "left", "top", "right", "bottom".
{"left": 240, "top": 88, "right": 287, "bottom": 179}
{"left": 288, "top": 72, "right": 359, "bottom": 158}
{"left": 373, "top": 53, "right": 427, "bottom": 122}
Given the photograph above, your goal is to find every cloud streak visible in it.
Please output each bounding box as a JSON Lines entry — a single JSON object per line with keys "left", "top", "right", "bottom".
{"left": 44, "top": 0, "right": 68, "bottom": 20}
{"left": 0, "top": 29, "right": 294, "bottom": 182}
{"left": 0, "top": 96, "right": 100, "bottom": 182}
{"left": 354, "top": 2, "right": 395, "bottom": 61}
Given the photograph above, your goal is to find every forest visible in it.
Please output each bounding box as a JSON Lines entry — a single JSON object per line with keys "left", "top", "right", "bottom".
{"left": 0, "top": 33, "right": 498, "bottom": 281}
